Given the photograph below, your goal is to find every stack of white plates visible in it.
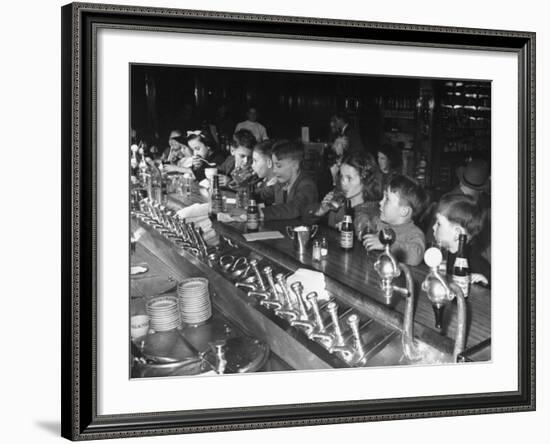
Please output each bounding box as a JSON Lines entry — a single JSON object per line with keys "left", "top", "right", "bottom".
{"left": 177, "top": 277, "right": 212, "bottom": 326}
{"left": 146, "top": 295, "right": 181, "bottom": 332}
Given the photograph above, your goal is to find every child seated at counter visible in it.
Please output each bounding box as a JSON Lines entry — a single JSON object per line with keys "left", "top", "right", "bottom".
{"left": 259, "top": 139, "right": 319, "bottom": 221}
{"left": 251, "top": 140, "right": 277, "bottom": 201}
{"left": 163, "top": 130, "right": 226, "bottom": 182}
{"left": 217, "top": 129, "right": 256, "bottom": 186}
{"left": 305, "top": 153, "right": 381, "bottom": 235}
{"left": 362, "top": 174, "right": 426, "bottom": 266}
{"left": 432, "top": 194, "right": 491, "bottom": 285}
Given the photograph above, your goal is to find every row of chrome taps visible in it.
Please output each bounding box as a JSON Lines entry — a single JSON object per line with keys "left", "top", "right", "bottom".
{"left": 131, "top": 198, "right": 209, "bottom": 258}
{"left": 231, "top": 258, "right": 367, "bottom": 366}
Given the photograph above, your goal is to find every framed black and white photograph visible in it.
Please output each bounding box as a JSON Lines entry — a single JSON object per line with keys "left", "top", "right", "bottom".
{"left": 61, "top": 2, "right": 535, "bottom": 440}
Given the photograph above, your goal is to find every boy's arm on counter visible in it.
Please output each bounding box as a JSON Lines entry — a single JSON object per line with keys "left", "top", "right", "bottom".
{"left": 262, "top": 176, "right": 318, "bottom": 221}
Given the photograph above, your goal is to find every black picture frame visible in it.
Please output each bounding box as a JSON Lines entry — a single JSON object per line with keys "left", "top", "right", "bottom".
{"left": 61, "top": 2, "right": 536, "bottom": 440}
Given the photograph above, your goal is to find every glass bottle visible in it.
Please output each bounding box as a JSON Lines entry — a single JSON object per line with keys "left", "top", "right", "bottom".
{"left": 246, "top": 198, "right": 259, "bottom": 232}
{"left": 210, "top": 175, "right": 224, "bottom": 215}
{"left": 320, "top": 237, "right": 328, "bottom": 258}
{"left": 452, "top": 234, "right": 470, "bottom": 298}
{"left": 312, "top": 240, "right": 322, "bottom": 261}
{"left": 340, "top": 200, "right": 354, "bottom": 251}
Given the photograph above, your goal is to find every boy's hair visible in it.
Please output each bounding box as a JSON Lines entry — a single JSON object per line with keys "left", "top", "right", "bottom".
{"left": 436, "top": 193, "right": 488, "bottom": 239}
{"left": 387, "top": 175, "right": 427, "bottom": 219}
{"left": 271, "top": 139, "right": 304, "bottom": 163}
{"left": 232, "top": 129, "right": 256, "bottom": 150}
{"left": 254, "top": 139, "right": 274, "bottom": 158}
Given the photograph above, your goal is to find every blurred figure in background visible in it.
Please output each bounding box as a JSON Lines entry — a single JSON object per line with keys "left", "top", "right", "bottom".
{"left": 443, "top": 157, "right": 490, "bottom": 201}
{"left": 376, "top": 144, "right": 400, "bottom": 189}
{"left": 329, "top": 111, "right": 365, "bottom": 155}
{"left": 235, "top": 106, "right": 268, "bottom": 142}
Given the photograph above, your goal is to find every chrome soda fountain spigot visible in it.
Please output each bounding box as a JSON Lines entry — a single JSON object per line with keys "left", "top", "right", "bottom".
{"left": 327, "top": 302, "right": 345, "bottom": 346}
{"left": 263, "top": 266, "right": 282, "bottom": 303}
{"left": 211, "top": 340, "right": 227, "bottom": 374}
{"left": 241, "top": 262, "right": 270, "bottom": 302}
{"left": 289, "top": 282, "right": 315, "bottom": 335}
{"left": 327, "top": 302, "right": 353, "bottom": 360}
{"left": 347, "top": 314, "right": 367, "bottom": 365}
{"left": 373, "top": 228, "right": 405, "bottom": 304}
{"left": 274, "top": 273, "right": 298, "bottom": 322}
{"left": 249, "top": 259, "right": 267, "bottom": 292}
{"left": 290, "top": 282, "right": 310, "bottom": 321}
{"left": 306, "top": 292, "right": 334, "bottom": 347}
{"left": 373, "top": 228, "right": 419, "bottom": 362}
{"left": 422, "top": 247, "right": 467, "bottom": 362}
{"left": 249, "top": 265, "right": 280, "bottom": 310}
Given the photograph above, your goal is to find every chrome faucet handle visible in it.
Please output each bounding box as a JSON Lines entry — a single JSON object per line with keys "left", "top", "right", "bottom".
{"left": 249, "top": 259, "right": 267, "bottom": 291}
{"left": 234, "top": 282, "right": 257, "bottom": 291}
{"left": 275, "top": 307, "right": 299, "bottom": 322}
{"left": 248, "top": 290, "right": 271, "bottom": 301}
{"left": 326, "top": 301, "right": 345, "bottom": 346}
{"left": 422, "top": 247, "right": 454, "bottom": 302}
{"left": 373, "top": 228, "right": 403, "bottom": 304}
{"left": 347, "top": 314, "right": 367, "bottom": 364}
{"left": 290, "top": 319, "right": 315, "bottom": 336}
{"left": 422, "top": 247, "right": 456, "bottom": 330}
{"left": 290, "top": 282, "right": 309, "bottom": 321}
{"left": 306, "top": 292, "right": 326, "bottom": 332}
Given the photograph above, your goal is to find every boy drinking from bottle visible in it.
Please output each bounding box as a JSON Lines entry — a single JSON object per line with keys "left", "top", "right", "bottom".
{"left": 259, "top": 140, "right": 318, "bottom": 221}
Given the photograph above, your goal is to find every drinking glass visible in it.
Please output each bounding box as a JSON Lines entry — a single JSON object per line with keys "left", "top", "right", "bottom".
{"left": 327, "top": 189, "right": 346, "bottom": 211}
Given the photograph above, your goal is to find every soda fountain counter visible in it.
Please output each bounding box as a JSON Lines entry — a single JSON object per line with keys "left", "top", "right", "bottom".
{"left": 130, "top": 195, "right": 491, "bottom": 375}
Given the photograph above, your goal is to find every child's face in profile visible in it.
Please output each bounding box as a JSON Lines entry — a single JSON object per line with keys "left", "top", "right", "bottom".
{"left": 380, "top": 188, "right": 406, "bottom": 225}
{"left": 339, "top": 164, "right": 362, "bottom": 198}
{"left": 233, "top": 146, "right": 252, "bottom": 169}
{"left": 252, "top": 151, "right": 272, "bottom": 179}
{"left": 433, "top": 213, "right": 460, "bottom": 250}
{"left": 272, "top": 155, "right": 299, "bottom": 184}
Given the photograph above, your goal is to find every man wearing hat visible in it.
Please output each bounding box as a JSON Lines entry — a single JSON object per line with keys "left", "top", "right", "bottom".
{"left": 447, "top": 157, "right": 491, "bottom": 200}
{"left": 442, "top": 157, "right": 491, "bottom": 265}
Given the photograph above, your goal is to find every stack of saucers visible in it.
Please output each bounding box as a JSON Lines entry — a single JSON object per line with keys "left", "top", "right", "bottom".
{"left": 146, "top": 295, "right": 181, "bottom": 332}
{"left": 177, "top": 277, "right": 212, "bottom": 326}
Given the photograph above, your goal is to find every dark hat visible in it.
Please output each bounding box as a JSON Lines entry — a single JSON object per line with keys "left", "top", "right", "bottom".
{"left": 456, "top": 158, "right": 490, "bottom": 191}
